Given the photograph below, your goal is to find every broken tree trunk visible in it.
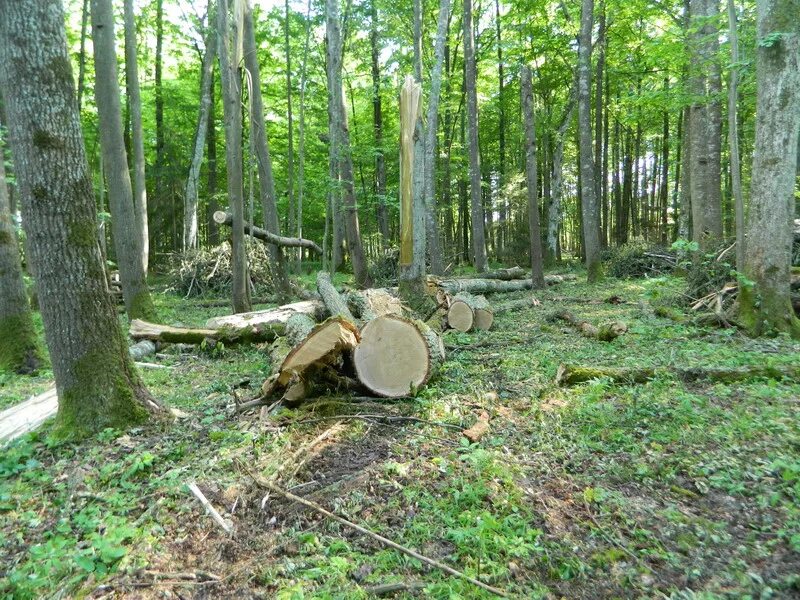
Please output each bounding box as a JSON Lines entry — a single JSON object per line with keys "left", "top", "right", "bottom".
{"left": 316, "top": 271, "right": 355, "bottom": 321}
{"left": 353, "top": 315, "right": 439, "bottom": 398}
{"left": 130, "top": 319, "right": 281, "bottom": 344}
{"left": 550, "top": 311, "right": 628, "bottom": 342}
{"left": 206, "top": 300, "right": 325, "bottom": 330}
{"left": 213, "top": 210, "right": 322, "bottom": 253}
{"left": 555, "top": 363, "right": 800, "bottom": 386}
{"left": 438, "top": 273, "right": 575, "bottom": 294}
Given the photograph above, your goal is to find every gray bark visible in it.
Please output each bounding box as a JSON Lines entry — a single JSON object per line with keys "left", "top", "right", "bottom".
{"left": 296, "top": 0, "right": 312, "bottom": 270}
{"left": 464, "top": 0, "right": 488, "bottom": 272}
{"left": 325, "top": 0, "right": 370, "bottom": 287}
{"left": 423, "top": 0, "right": 450, "bottom": 275}
{"left": 739, "top": 0, "right": 800, "bottom": 336}
{"left": 727, "top": 0, "right": 745, "bottom": 268}
{"left": 0, "top": 128, "right": 39, "bottom": 373}
{"left": 218, "top": 0, "right": 250, "bottom": 313}
{"left": 243, "top": 1, "right": 291, "bottom": 299}
{"left": 123, "top": 0, "right": 149, "bottom": 273}
{"left": 0, "top": 0, "right": 166, "bottom": 436}
{"left": 284, "top": 0, "right": 295, "bottom": 266}
{"left": 521, "top": 66, "right": 545, "bottom": 289}
{"left": 577, "top": 0, "right": 602, "bottom": 281}
{"left": 184, "top": 25, "right": 216, "bottom": 251}
{"left": 370, "top": 0, "right": 389, "bottom": 244}
{"left": 91, "top": 0, "right": 156, "bottom": 320}
{"left": 549, "top": 96, "right": 575, "bottom": 264}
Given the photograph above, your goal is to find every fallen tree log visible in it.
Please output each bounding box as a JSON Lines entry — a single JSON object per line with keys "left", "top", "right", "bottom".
{"left": 437, "top": 273, "right": 575, "bottom": 295}
{"left": 353, "top": 315, "right": 441, "bottom": 398}
{"left": 445, "top": 293, "right": 493, "bottom": 332}
{"left": 205, "top": 300, "right": 325, "bottom": 330}
{"left": 213, "top": 210, "right": 322, "bottom": 253}
{"left": 317, "top": 271, "right": 355, "bottom": 321}
{"left": 130, "top": 319, "right": 280, "bottom": 344}
{"left": 550, "top": 310, "right": 628, "bottom": 342}
{"left": 555, "top": 363, "right": 800, "bottom": 386}
{"left": 464, "top": 266, "right": 527, "bottom": 281}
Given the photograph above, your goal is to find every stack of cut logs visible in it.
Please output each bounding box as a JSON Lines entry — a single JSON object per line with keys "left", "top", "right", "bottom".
{"left": 129, "top": 266, "right": 569, "bottom": 403}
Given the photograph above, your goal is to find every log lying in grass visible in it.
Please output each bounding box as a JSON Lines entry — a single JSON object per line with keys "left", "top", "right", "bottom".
{"left": 267, "top": 313, "right": 317, "bottom": 376}
{"left": 437, "top": 273, "right": 575, "bottom": 295}
{"left": 446, "top": 293, "right": 494, "bottom": 332}
{"left": 550, "top": 310, "right": 628, "bottom": 342}
{"left": 130, "top": 319, "right": 281, "bottom": 344}
{"left": 470, "top": 266, "right": 527, "bottom": 280}
{"left": 555, "top": 363, "right": 800, "bottom": 386}
{"left": 316, "top": 271, "right": 355, "bottom": 320}
{"left": 353, "top": 315, "right": 439, "bottom": 398}
{"left": 205, "top": 300, "right": 325, "bottom": 330}
{"left": 213, "top": 210, "right": 322, "bottom": 253}
{"left": 471, "top": 295, "right": 494, "bottom": 330}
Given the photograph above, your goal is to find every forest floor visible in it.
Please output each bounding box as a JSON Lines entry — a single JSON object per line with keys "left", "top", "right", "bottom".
{"left": 1, "top": 270, "right": 799, "bottom": 599}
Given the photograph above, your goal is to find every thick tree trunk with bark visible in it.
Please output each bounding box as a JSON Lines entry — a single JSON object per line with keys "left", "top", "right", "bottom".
{"left": 296, "top": 0, "right": 312, "bottom": 271}
{"left": 738, "top": 0, "right": 800, "bottom": 337}
{"left": 184, "top": 27, "right": 216, "bottom": 251}
{"left": 577, "top": 0, "right": 602, "bottom": 282}
{"left": 521, "top": 66, "right": 545, "bottom": 289}
{"left": 91, "top": 0, "right": 157, "bottom": 321}
{"left": 422, "top": 0, "right": 450, "bottom": 275}
{"left": 123, "top": 0, "right": 149, "bottom": 273}
{"left": 0, "top": 131, "right": 39, "bottom": 373}
{"left": 243, "top": 1, "right": 291, "bottom": 299}
{"left": 0, "top": 0, "right": 168, "bottom": 437}
{"left": 218, "top": 0, "right": 250, "bottom": 313}
{"left": 464, "top": 0, "right": 488, "bottom": 272}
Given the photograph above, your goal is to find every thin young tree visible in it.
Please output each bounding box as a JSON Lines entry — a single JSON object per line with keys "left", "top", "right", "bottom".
{"left": 296, "top": 0, "right": 312, "bottom": 270}
{"left": 577, "top": 0, "right": 602, "bottom": 281}
{"left": 284, "top": 0, "right": 296, "bottom": 268}
{"left": 464, "top": 0, "right": 488, "bottom": 272}
{"left": 243, "top": 0, "right": 291, "bottom": 299}
{"left": 123, "top": 0, "right": 149, "bottom": 273}
{"left": 370, "top": 0, "right": 390, "bottom": 245}
{"left": 218, "top": 0, "right": 250, "bottom": 313}
{"left": 0, "top": 0, "right": 168, "bottom": 437}
{"left": 91, "top": 0, "right": 157, "bottom": 320}
{"left": 0, "top": 127, "right": 39, "bottom": 373}
{"left": 521, "top": 66, "right": 545, "bottom": 289}
{"left": 738, "top": 0, "right": 800, "bottom": 337}
{"left": 727, "top": 0, "right": 745, "bottom": 268}
{"left": 184, "top": 19, "right": 216, "bottom": 251}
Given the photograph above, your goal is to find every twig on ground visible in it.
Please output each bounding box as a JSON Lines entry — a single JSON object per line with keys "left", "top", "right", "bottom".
{"left": 240, "top": 462, "right": 508, "bottom": 597}
{"left": 288, "top": 414, "right": 464, "bottom": 431}
{"left": 365, "top": 581, "right": 427, "bottom": 596}
{"left": 187, "top": 482, "right": 234, "bottom": 535}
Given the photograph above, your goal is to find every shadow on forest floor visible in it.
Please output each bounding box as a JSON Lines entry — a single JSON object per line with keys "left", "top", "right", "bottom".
{"left": 2, "top": 272, "right": 799, "bottom": 598}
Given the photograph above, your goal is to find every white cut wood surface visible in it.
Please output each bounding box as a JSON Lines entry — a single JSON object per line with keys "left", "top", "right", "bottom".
{"left": 0, "top": 387, "right": 57, "bottom": 445}
{"left": 206, "top": 300, "right": 324, "bottom": 329}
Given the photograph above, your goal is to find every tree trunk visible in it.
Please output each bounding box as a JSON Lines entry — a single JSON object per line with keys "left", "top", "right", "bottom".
{"left": 184, "top": 26, "right": 216, "bottom": 251}
{"left": 284, "top": 0, "right": 295, "bottom": 267}
{"left": 727, "top": 0, "right": 745, "bottom": 268}
{"left": 154, "top": 0, "right": 165, "bottom": 207}
{"left": 207, "top": 81, "right": 219, "bottom": 246}
{"left": 218, "top": 0, "right": 250, "bottom": 313}
{"left": 123, "top": 0, "right": 149, "bottom": 273}
{"left": 577, "top": 0, "right": 601, "bottom": 281}
{"left": 494, "top": 0, "right": 506, "bottom": 255}
{"left": 213, "top": 210, "right": 322, "bottom": 252}
{"left": 91, "top": 0, "right": 157, "bottom": 321}
{"left": 243, "top": 1, "right": 291, "bottom": 299}
{"left": 521, "top": 66, "right": 545, "bottom": 289}
{"left": 0, "top": 0, "right": 168, "bottom": 437}
{"left": 77, "top": 0, "right": 89, "bottom": 111}
{"left": 738, "top": 0, "right": 800, "bottom": 337}
{"left": 370, "top": 0, "right": 389, "bottom": 245}
{"left": 549, "top": 99, "right": 574, "bottom": 261}
{"left": 594, "top": 1, "right": 606, "bottom": 247}
{"left": 0, "top": 128, "right": 39, "bottom": 373}
{"left": 325, "top": 0, "right": 370, "bottom": 287}
{"left": 464, "top": 0, "right": 488, "bottom": 272}
{"left": 423, "top": 0, "right": 450, "bottom": 275}
{"left": 678, "top": 106, "right": 691, "bottom": 241}
{"left": 296, "top": 0, "right": 312, "bottom": 270}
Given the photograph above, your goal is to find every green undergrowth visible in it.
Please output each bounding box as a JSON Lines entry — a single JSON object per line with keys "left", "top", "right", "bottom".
{"left": 1, "top": 273, "right": 799, "bottom": 598}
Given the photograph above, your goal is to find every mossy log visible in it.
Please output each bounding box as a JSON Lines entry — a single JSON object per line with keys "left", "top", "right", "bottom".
{"left": 551, "top": 310, "right": 628, "bottom": 342}
{"left": 353, "top": 315, "right": 438, "bottom": 398}
{"left": 213, "top": 210, "right": 322, "bottom": 253}
{"left": 206, "top": 300, "right": 326, "bottom": 330}
{"left": 130, "top": 319, "right": 281, "bottom": 344}
{"left": 437, "top": 273, "right": 575, "bottom": 295}
{"left": 555, "top": 363, "right": 800, "bottom": 386}
{"left": 317, "top": 271, "right": 355, "bottom": 321}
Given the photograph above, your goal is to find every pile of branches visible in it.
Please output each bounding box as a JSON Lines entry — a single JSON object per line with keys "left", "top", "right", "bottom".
{"left": 602, "top": 241, "right": 677, "bottom": 279}
{"left": 168, "top": 240, "right": 276, "bottom": 297}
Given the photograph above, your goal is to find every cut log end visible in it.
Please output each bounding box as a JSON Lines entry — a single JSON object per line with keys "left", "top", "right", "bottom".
{"left": 473, "top": 308, "right": 494, "bottom": 331}
{"left": 354, "top": 315, "right": 431, "bottom": 398}
{"left": 447, "top": 301, "right": 474, "bottom": 332}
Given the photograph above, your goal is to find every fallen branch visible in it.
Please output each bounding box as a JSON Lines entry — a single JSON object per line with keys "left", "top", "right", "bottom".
{"left": 130, "top": 319, "right": 280, "bottom": 345}
{"left": 550, "top": 311, "right": 628, "bottom": 342}
{"left": 214, "top": 210, "right": 322, "bottom": 253}
{"left": 186, "top": 482, "right": 233, "bottom": 535}
{"left": 241, "top": 463, "right": 507, "bottom": 597}
{"left": 555, "top": 363, "right": 800, "bottom": 386}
